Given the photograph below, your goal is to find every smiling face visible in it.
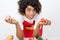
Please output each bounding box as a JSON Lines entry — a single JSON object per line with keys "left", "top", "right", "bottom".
{"left": 25, "top": 5, "right": 36, "bottom": 20}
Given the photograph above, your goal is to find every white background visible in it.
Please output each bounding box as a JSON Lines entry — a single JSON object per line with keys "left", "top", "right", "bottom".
{"left": 0, "top": 0, "right": 60, "bottom": 40}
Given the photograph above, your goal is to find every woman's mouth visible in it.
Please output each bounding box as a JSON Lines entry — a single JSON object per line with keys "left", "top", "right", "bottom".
{"left": 29, "top": 16, "right": 34, "bottom": 19}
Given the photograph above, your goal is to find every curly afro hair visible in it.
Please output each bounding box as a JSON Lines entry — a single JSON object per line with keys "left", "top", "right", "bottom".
{"left": 18, "top": 0, "right": 42, "bottom": 15}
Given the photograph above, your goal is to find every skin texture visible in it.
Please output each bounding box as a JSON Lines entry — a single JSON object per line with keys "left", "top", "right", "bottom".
{"left": 5, "top": 6, "right": 51, "bottom": 40}
{"left": 5, "top": 16, "right": 23, "bottom": 40}
{"left": 25, "top": 6, "right": 36, "bottom": 20}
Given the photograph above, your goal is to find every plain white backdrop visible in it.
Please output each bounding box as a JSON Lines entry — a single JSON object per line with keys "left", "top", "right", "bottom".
{"left": 0, "top": 0, "right": 60, "bottom": 40}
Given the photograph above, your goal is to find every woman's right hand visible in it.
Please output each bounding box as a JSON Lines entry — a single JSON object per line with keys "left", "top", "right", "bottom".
{"left": 5, "top": 16, "right": 18, "bottom": 24}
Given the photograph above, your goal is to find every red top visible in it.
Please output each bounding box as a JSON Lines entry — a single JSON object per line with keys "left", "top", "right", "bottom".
{"left": 39, "top": 24, "right": 43, "bottom": 37}
{"left": 23, "top": 20, "right": 43, "bottom": 38}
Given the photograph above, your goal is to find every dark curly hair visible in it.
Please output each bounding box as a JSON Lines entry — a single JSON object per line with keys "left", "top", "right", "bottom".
{"left": 18, "top": 0, "right": 42, "bottom": 15}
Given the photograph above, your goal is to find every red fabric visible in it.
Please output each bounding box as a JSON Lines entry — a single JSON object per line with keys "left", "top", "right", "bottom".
{"left": 23, "top": 20, "right": 35, "bottom": 38}
{"left": 39, "top": 25, "right": 43, "bottom": 37}
{"left": 23, "top": 20, "right": 43, "bottom": 38}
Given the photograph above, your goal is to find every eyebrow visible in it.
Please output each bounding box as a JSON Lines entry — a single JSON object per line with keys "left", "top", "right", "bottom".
{"left": 27, "top": 7, "right": 35, "bottom": 10}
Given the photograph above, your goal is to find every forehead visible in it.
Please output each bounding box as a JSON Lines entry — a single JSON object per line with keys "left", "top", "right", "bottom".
{"left": 26, "top": 5, "right": 34, "bottom": 10}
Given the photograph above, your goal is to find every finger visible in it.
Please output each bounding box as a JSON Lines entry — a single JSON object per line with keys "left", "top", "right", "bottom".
{"left": 45, "top": 19, "right": 48, "bottom": 24}
{"left": 41, "top": 19, "right": 47, "bottom": 25}
{"left": 40, "top": 21, "right": 44, "bottom": 24}
{"left": 48, "top": 21, "right": 51, "bottom": 25}
{"left": 45, "top": 19, "right": 51, "bottom": 25}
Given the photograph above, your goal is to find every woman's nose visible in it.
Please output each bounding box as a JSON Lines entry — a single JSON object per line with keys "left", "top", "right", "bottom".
{"left": 30, "top": 11, "right": 34, "bottom": 15}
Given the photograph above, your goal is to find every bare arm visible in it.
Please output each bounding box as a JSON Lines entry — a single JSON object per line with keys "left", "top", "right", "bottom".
{"left": 5, "top": 16, "right": 23, "bottom": 40}
{"left": 15, "top": 23, "right": 23, "bottom": 40}
{"left": 33, "top": 23, "right": 40, "bottom": 38}
{"left": 33, "top": 18, "right": 51, "bottom": 38}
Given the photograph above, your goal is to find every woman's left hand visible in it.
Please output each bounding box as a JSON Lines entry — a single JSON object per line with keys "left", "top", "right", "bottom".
{"left": 39, "top": 18, "right": 51, "bottom": 25}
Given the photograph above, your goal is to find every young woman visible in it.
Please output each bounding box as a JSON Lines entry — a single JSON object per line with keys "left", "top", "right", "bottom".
{"left": 5, "top": 0, "right": 51, "bottom": 40}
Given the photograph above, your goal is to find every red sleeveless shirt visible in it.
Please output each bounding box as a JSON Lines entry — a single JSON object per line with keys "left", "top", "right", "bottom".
{"left": 23, "top": 20, "right": 43, "bottom": 38}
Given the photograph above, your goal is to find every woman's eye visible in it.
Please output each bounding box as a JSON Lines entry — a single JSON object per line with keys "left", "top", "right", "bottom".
{"left": 27, "top": 9, "right": 31, "bottom": 11}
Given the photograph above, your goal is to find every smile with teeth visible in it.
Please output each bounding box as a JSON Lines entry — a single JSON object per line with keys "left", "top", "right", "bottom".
{"left": 29, "top": 16, "right": 34, "bottom": 19}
